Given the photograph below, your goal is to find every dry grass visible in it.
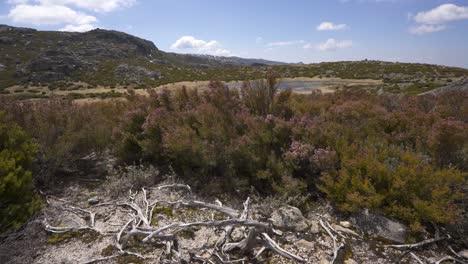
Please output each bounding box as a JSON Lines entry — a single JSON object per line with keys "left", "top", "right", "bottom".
{"left": 2, "top": 77, "right": 383, "bottom": 99}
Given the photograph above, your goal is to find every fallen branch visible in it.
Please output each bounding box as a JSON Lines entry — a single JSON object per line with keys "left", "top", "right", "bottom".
{"left": 45, "top": 184, "right": 305, "bottom": 263}
{"left": 319, "top": 219, "right": 344, "bottom": 264}
{"left": 386, "top": 235, "right": 449, "bottom": 250}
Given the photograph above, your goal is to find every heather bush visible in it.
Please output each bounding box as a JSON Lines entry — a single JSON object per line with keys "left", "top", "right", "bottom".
{"left": 0, "top": 99, "right": 125, "bottom": 185}
{"left": 107, "top": 165, "right": 161, "bottom": 196}
{"left": 0, "top": 112, "right": 42, "bottom": 233}
{"left": 429, "top": 119, "right": 467, "bottom": 169}
{"left": 112, "top": 77, "right": 467, "bottom": 231}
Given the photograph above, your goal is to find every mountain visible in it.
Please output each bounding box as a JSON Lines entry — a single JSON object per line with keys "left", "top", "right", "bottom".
{"left": 0, "top": 24, "right": 285, "bottom": 89}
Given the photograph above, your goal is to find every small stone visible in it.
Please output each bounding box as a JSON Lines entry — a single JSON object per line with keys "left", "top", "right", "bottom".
{"left": 88, "top": 196, "right": 99, "bottom": 205}
{"left": 459, "top": 250, "right": 468, "bottom": 259}
{"left": 231, "top": 228, "right": 244, "bottom": 241}
{"left": 340, "top": 221, "right": 352, "bottom": 228}
{"left": 309, "top": 220, "right": 320, "bottom": 234}
{"left": 295, "top": 239, "right": 314, "bottom": 252}
{"left": 271, "top": 206, "right": 308, "bottom": 232}
{"left": 344, "top": 259, "right": 358, "bottom": 264}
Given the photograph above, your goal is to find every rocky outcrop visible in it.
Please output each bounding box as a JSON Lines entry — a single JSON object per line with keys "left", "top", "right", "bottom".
{"left": 74, "top": 29, "right": 159, "bottom": 56}
{"left": 21, "top": 50, "right": 89, "bottom": 82}
{"left": 420, "top": 78, "right": 468, "bottom": 96}
{"left": 350, "top": 210, "right": 408, "bottom": 243}
{"left": 115, "top": 64, "right": 161, "bottom": 83}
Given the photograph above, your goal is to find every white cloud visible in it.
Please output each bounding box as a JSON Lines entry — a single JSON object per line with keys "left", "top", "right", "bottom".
{"left": 8, "top": 4, "right": 97, "bottom": 25}
{"left": 317, "top": 22, "right": 349, "bottom": 31}
{"left": 7, "top": 0, "right": 30, "bottom": 4}
{"left": 5, "top": 0, "right": 136, "bottom": 32}
{"left": 171, "top": 36, "right": 219, "bottom": 50}
{"left": 171, "top": 36, "right": 232, "bottom": 56}
{"left": 35, "top": 0, "right": 136, "bottom": 13}
{"left": 59, "top": 23, "right": 95, "bottom": 32}
{"left": 409, "top": 4, "right": 468, "bottom": 35}
{"left": 313, "top": 38, "right": 353, "bottom": 51}
{"left": 267, "top": 40, "right": 305, "bottom": 47}
{"left": 414, "top": 4, "right": 468, "bottom": 25}
{"left": 409, "top": 24, "right": 446, "bottom": 35}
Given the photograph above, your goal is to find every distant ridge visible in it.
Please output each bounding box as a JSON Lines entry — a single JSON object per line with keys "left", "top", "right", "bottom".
{"left": 190, "top": 54, "right": 289, "bottom": 66}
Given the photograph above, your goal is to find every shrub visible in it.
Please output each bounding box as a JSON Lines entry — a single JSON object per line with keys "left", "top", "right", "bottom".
{"left": 0, "top": 99, "right": 125, "bottom": 186}
{"left": 104, "top": 77, "right": 468, "bottom": 231}
{"left": 319, "top": 146, "right": 466, "bottom": 231}
{"left": 107, "top": 165, "right": 161, "bottom": 196}
{"left": 0, "top": 112, "right": 42, "bottom": 233}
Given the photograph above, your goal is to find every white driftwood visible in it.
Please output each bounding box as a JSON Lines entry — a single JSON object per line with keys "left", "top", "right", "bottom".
{"left": 386, "top": 235, "right": 449, "bottom": 250}
{"left": 45, "top": 184, "right": 306, "bottom": 263}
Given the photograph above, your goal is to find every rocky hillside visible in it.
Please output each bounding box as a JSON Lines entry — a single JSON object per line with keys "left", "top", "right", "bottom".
{"left": 0, "top": 24, "right": 281, "bottom": 89}
{"left": 420, "top": 78, "right": 468, "bottom": 96}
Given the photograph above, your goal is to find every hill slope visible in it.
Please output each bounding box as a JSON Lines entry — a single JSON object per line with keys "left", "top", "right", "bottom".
{"left": 0, "top": 24, "right": 287, "bottom": 89}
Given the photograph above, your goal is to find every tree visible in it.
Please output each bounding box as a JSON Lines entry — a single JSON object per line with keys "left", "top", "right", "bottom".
{"left": 0, "top": 112, "right": 42, "bottom": 233}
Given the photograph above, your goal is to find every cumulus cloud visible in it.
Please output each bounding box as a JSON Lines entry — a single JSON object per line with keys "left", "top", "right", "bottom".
{"left": 317, "top": 22, "right": 349, "bottom": 31}
{"left": 414, "top": 4, "right": 468, "bottom": 25}
{"left": 409, "top": 24, "right": 446, "bottom": 35}
{"left": 5, "top": 0, "right": 136, "bottom": 31}
{"left": 35, "top": 0, "right": 136, "bottom": 13}
{"left": 171, "top": 36, "right": 232, "bottom": 56}
{"left": 7, "top": 0, "right": 30, "bottom": 4}
{"left": 59, "top": 23, "right": 95, "bottom": 32}
{"left": 410, "top": 4, "right": 468, "bottom": 35}
{"left": 171, "top": 36, "right": 219, "bottom": 50}
{"left": 310, "top": 38, "right": 353, "bottom": 51}
{"left": 8, "top": 4, "right": 97, "bottom": 25}
{"left": 267, "top": 40, "right": 305, "bottom": 47}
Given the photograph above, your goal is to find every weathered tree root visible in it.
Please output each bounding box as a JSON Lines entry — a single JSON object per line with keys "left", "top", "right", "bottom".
{"left": 43, "top": 184, "right": 306, "bottom": 263}
{"left": 388, "top": 234, "right": 468, "bottom": 264}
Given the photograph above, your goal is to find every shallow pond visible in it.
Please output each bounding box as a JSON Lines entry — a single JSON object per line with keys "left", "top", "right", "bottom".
{"left": 226, "top": 81, "right": 330, "bottom": 90}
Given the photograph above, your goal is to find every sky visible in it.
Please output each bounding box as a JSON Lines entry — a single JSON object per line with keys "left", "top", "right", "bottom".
{"left": 1, "top": 0, "right": 468, "bottom": 68}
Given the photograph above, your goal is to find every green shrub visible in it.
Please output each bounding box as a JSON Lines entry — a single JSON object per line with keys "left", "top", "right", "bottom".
{"left": 319, "top": 146, "right": 466, "bottom": 231}
{"left": 0, "top": 112, "right": 42, "bottom": 233}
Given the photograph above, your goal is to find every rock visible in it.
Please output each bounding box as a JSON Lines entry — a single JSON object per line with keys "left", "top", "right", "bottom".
{"left": 459, "top": 250, "right": 468, "bottom": 259}
{"left": 0, "top": 64, "right": 5, "bottom": 72}
{"left": 88, "top": 196, "right": 99, "bottom": 205}
{"left": 271, "top": 206, "right": 308, "bottom": 232}
{"left": 295, "top": 239, "right": 314, "bottom": 252}
{"left": 344, "top": 259, "right": 358, "bottom": 264}
{"left": 309, "top": 220, "right": 320, "bottom": 234}
{"left": 340, "top": 221, "right": 352, "bottom": 228}
{"left": 350, "top": 210, "right": 408, "bottom": 243}
{"left": 231, "top": 228, "right": 244, "bottom": 241}
{"left": 319, "top": 259, "right": 330, "bottom": 264}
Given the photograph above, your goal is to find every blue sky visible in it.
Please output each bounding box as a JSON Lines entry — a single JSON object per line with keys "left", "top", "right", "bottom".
{"left": 1, "top": 0, "right": 468, "bottom": 68}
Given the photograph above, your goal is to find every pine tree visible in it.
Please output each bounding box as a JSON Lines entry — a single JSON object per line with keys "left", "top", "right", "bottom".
{"left": 0, "top": 112, "right": 42, "bottom": 233}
